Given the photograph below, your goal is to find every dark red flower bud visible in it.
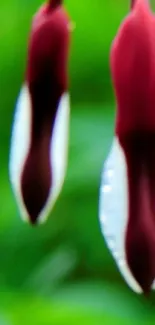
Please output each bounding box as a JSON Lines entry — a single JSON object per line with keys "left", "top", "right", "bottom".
{"left": 99, "top": 0, "right": 155, "bottom": 294}
{"left": 9, "top": 2, "right": 72, "bottom": 224}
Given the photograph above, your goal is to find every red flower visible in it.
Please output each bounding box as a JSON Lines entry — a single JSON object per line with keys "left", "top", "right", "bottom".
{"left": 9, "top": 0, "right": 72, "bottom": 225}
{"left": 99, "top": 0, "right": 155, "bottom": 294}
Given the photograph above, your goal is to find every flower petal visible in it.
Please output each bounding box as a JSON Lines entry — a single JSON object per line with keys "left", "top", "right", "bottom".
{"left": 99, "top": 137, "right": 142, "bottom": 293}
{"left": 9, "top": 85, "right": 70, "bottom": 224}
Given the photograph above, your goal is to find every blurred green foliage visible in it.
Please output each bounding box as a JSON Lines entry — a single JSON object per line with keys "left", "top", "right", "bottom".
{"left": 1, "top": 0, "right": 155, "bottom": 324}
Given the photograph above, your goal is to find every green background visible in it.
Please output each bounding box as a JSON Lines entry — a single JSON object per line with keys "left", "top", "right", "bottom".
{"left": 0, "top": 0, "right": 155, "bottom": 324}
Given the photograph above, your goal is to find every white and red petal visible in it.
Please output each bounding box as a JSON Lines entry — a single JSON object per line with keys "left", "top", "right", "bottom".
{"left": 9, "top": 85, "right": 70, "bottom": 224}
{"left": 9, "top": 85, "right": 32, "bottom": 223}
{"left": 9, "top": 1, "right": 71, "bottom": 225}
{"left": 103, "top": 0, "right": 155, "bottom": 294}
{"left": 99, "top": 137, "right": 142, "bottom": 293}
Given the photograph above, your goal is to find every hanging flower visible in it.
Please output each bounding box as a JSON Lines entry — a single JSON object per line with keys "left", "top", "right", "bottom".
{"left": 99, "top": 0, "right": 155, "bottom": 294}
{"left": 9, "top": 0, "right": 72, "bottom": 225}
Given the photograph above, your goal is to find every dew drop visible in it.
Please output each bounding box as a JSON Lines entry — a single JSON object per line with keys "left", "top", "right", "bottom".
{"left": 113, "top": 251, "right": 120, "bottom": 259}
{"left": 118, "top": 258, "right": 125, "bottom": 267}
{"left": 107, "top": 169, "right": 113, "bottom": 178}
{"left": 103, "top": 185, "right": 111, "bottom": 193}
{"left": 107, "top": 235, "right": 115, "bottom": 250}
{"left": 100, "top": 214, "right": 106, "bottom": 225}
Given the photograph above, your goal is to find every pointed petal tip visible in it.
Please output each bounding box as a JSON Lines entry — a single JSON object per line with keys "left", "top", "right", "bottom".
{"left": 126, "top": 248, "right": 155, "bottom": 297}
{"left": 19, "top": 208, "right": 45, "bottom": 226}
{"left": 137, "top": 280, "right": 152, "bottom": 297}
{"left": 27, "top": 210, "right": 49, "bottom": 226}
{"left": 28, "top": 213, "right": 46, "bottom": 226}
{"left": 29, "top": 217, "right": 46, "bottom": 226}
{"left": 143, "top": 289, "right": 151, "bottom": 298}
{"left": 29, "top": 217, "right": 39, "bottom": 226}
{"left": 20, "top": 212, "right": 39, "bottom": 226}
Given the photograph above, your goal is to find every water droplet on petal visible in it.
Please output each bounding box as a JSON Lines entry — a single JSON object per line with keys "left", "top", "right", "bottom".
{"left": 107, "top": 169, "right": 114, "bottom": 178}
{"left": 100, "top": 214, "right": 106, "bottom": 224}
{"left": 118, "top": 258, "right": 125, "bottom": 267}
{"left": 113, "top": 251, "right": 120, "bottom": 259}
{"left": 103, "top": 185, "right": 111, "bottom": 193}
{"left": 107, "top": 235, "right": 115, "bottom": 250}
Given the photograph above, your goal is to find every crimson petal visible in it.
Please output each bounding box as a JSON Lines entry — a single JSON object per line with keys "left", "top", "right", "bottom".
{"left": 9, "top": 1, "right": 71, "bottom": 224}
{"left": 99, "top": 0, "right": 155, "bottom": 294}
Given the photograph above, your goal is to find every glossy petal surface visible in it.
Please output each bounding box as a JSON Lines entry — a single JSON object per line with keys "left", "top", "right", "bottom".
{"left": 99, "top": 137, "right": 142, "bottom": 293}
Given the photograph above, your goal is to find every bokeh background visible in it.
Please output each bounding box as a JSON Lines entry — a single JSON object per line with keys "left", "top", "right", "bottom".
{"left": 1, "top": 0, "right": 155, "bottom": 324}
